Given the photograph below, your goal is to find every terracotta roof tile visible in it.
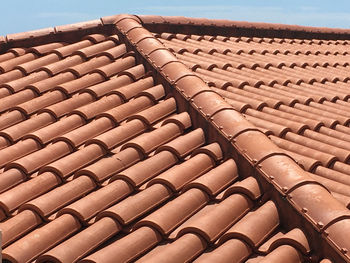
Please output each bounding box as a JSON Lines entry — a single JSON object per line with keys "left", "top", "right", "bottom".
{"left": 7, "top": 140, "right": 72, "bottom": 174}
{"left": 2, "top": 70, "right": 50, "bottom": 93}
{"left": 0, "top": 69, "right": 24, "bottom": 84}
{"left": 1, "top": 14, "right": 350, "bottom": 263}
{"left": 257, "top": 245, "right": 304, "bottom": 262}
{"left": 0, "top": 89, "right": 37, "bottom": 113}
{"left": 51, "top": 39, "right": 94, "bottom": 58}
{"left": 0, "top": 53, "right": 37, "bottom": 73}
{"left": 81, "top": 226, "right": 162, "bottom": 263}
{"left": 171, "top": 192, "right": 252, "bottom": 243}
{"left": 39, "top": 216, "right": 121, "bottom": 262}
{"left": 54, "top": 19, "right": 103, "bottom": 33}
{"left": 27, "top": 42, "right": 66, "bottom": 55}
{"left": 194, "top": 238, "right": 251, "bottom": 262}
{"left": 86, "top": 118, "right": 146, "bottom": 151}
{"left": 0, "top": 169, "right": 27, "bottom": 200}
{"left": 21, "top": 175, "right": 95, "bottom": 218}
{"left": 100, "top": 183, "right": 172, "bottom": 225}
{"left": 270, "top": 135, "right": 338, "bottom": 167}
{"left": 0, "top": 171, "right": 60, "bottom": 215}
{"left": 3, "top": 213, "right": 81, "bottom": 262}
{"left": 23, "top": 114, "right": 84, "bottom": 145}
{"left": 54, "top": 72, "right": 105, "bottom": 95}
{"left": 26, "top": 71, "right": 76, "bottom": 94}
{"left": 0, "top": 112, "right": 55, "bottom": 142}
{"left": 138, "top": 233, "right": 207, "bottom": 263}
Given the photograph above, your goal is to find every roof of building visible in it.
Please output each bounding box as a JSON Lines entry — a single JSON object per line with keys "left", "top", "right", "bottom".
{"left": 0, "top": 14, "right": 350, "bottom": 263}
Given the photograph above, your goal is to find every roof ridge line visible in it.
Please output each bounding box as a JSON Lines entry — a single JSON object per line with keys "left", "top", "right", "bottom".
{"left": 113, "top": 14, "right": 350, "bottom": 262}
{"left": 137, "top": 15, "right": 350, "bottom": 37}
{"left": 0, "top": 14, "right": 137, "bottom": 52}
{"left": 2, "top": 13, "right": 350, "bottom": 51}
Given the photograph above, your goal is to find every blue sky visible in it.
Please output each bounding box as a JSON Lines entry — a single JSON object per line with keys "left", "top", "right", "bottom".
{"left": 2, "top": 0, "right": 350, "bottom": 35}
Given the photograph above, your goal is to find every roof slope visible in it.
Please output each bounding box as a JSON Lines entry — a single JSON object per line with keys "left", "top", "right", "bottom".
{"left": 0, "top": 14, "right": 349, "bottom": 263}
{"left": 155, "top": 20, "right": 350, "bottom": 207}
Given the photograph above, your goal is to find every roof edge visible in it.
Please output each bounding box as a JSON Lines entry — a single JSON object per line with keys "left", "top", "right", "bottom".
{"left": 2, "top": 13, "right": 350, "bottom": 51}
{"left": 0, "top": 14, "right": 138, "bottom": 52}
{"left": 137, "top": 15, "right": 350, "bottom": 38}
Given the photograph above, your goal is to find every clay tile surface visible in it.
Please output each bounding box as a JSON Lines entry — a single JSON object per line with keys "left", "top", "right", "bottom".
{"left": 1, "top": 13, "right": 350, "bottom": 263}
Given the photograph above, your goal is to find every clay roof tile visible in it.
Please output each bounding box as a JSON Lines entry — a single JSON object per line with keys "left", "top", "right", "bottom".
{"left": 2, "top": 13, "right": 350, "bottom": 263}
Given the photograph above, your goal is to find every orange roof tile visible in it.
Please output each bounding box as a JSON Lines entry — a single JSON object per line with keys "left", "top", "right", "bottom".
{"left": 0, "top": 14, "right": 350, "bottom": 263}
